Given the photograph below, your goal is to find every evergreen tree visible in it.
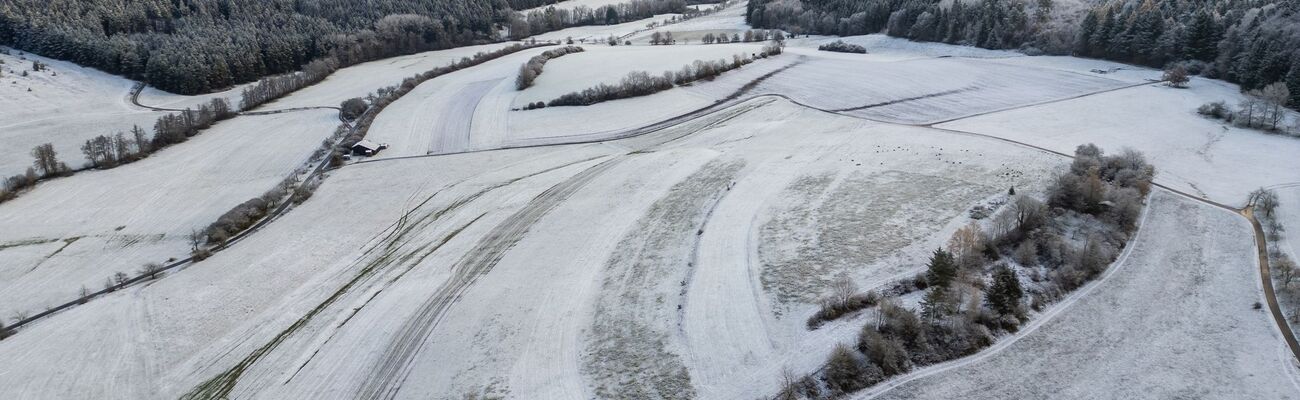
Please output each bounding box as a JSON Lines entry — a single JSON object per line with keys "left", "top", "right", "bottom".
{"left": 925, "top": 248, "right": 958, "bottom": 289}
{"left": 986, "top": 265, "right": 1023, "bottom": 316}
{"left": 1183, "top": 10, "right": 1220, "bottom": 62}
{"left": 1286, "top": 57, "right": 1300, "bottom": 108}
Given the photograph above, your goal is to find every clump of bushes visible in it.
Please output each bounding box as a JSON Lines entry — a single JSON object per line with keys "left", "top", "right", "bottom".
{"left": 204, "top": 175, "right": 302, "bottom": 245}
{"left": 340, "top": 97, "right": 368, "bottom": 120}
{"left": 818, "top": 40, "right": 866, "bottom": 54}
{"left": 807, "top": 276, "right": 879, "bottom": 329}
{"left": 1197, "top": 100, "right": 1230, "bottom": 120}
{"left": 516, "top": 46, "right": 585, "bottom": 90}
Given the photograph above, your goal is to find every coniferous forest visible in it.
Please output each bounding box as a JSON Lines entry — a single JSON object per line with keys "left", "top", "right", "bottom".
{"left": 0, "top": 0, "right": 641, "bottom": 94}
{"left": 746, "top": 0, "right": 1300, "bottom": 107}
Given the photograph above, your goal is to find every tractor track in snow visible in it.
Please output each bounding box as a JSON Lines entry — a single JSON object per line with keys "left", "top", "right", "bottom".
{"left": 356, "top": 156, "right": 627, "bottom": 400}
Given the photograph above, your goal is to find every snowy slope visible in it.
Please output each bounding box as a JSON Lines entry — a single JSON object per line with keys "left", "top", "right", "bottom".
{"left": 938, "top": 78, "right": 1300, "bottom": 204}
{"left": 0, "top": 49, "right": 166, "bottom": 176}
{"left": 0, "top": 110, "right": 340, "bottom": 318}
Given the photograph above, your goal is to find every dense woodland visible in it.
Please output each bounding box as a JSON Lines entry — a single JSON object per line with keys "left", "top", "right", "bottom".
{"left": 747, "top": 0, "right": 1300, "bottom": 107}
{"left": 0, "top": 0, "right": 673, "bottom": 94}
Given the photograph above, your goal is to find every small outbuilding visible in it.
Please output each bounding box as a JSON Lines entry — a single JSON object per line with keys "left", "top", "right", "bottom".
{"left": 350, "top": 139, "right": 389, "bottom": 156}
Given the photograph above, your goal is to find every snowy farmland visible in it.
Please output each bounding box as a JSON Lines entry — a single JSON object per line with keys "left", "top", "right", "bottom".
{"left": 0, "top": 110, "right": 340, "bottom": 317}
{"left": 0, "top": 49, "right": 166, "bottom": 176}
{"left": 0, "top": 98, "right": 1066, "bottom": 399}
{"left": 3, "top": 8, "right": 1300, "bottom": 400}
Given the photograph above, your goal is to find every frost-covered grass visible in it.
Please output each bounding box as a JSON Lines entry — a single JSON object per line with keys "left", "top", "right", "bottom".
{"left": 760, "top": 170, "right": 992, "bottom": 307}
{"left": 864, "top": 191, "right": 1300, "bottom": 399}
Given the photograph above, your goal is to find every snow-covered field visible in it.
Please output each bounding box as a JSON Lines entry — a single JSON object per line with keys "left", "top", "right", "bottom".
{"left": 0, "top": 97, "right": 1067, "bottom": 399}
{"left": 0, "top": 109, "right": 339, "bottom": 317}
{"left": 751, "top": 50, "right": 1134, "bottom": 124}
{"left": 0, "top": 43, "right": 543, "bottom": 318}
{"left": 6, "top": 8, "right": 1300, "bottom": 399}
{"left": 528, "top": 14, "right": 684, "bottom": 43}
{"left": 0, "top": 49, "right": 166, "bottom": 176}
{"left": 863, "top": 190, "right": 1300, "bottom": 399}
{"left": 938, "top": 77, "right": 1300, "bottom": 204}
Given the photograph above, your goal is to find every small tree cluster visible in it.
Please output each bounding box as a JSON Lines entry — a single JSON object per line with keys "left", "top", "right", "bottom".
{"left": 151, "top": 99, "right": 237, "bottom": 149}
{"left": 516, "top": 46, "right": 585, "bottom": 90}
{"left": 1, "top": 143, "right": 72, "bottom": 203}
{"left": 240, "top": 58, "right": 340, "bottom": 110}
{"left": 649, "top": 31, "right": 676, "bottom": 45}
{"left": 204, "top": 185, "right": 287, "bottom": 245}
{"left": 817, "top": 40, "right": 867, "bottom": 54}
{"left": 340, "top": 98, "right": 368, "bottom": 121}
{"left": 807, "top": 275, "right": 880, "bottom": 329}
{"left": 1234, "top": 82, "right": 1293, "bottom": 131}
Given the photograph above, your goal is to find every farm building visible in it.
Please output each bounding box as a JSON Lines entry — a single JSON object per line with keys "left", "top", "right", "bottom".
{"left": 350, "top": 140, "right": 389, "bottom": 156}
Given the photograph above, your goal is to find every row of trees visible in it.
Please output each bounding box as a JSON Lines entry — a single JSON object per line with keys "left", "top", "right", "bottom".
{"left": 540, "top": 42, "right": 782, "bottom": 108}
{"left": 793, "top": 145, "right": 1155, "bottom": 398}
{"left": 1, "top": 97, "right": 237, "bottom": 204}
{"left": 506, "top": 0, "right": 690, "bottom": 40}
{"left": 239, "top": 58, "right": 339, "bottom": 110}
{"left": 516, "top": 46, "right": 585, "bottom": 90}
{"left": 746, "top": 0, "right": 1300, "bottom": 109}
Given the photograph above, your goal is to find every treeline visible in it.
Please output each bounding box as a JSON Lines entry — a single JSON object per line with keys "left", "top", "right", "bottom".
{"left": 785, "top": 144, "right": 1154, "bottom": 398}
{"left": 0, "top": 98, "right": 236, "bottom": 204}
{"left": 239, "top": 58, "right": 339, "bottom": 110}
{"left": 506, "top": 0, "right": 690, "bottom": 40}
{"left": 747, "top": 0, "right": 1300, "bottom": 108}
{"left": 747, "top": 0, "right": 1038, "bottom": 50}
{"left": 0, "top": 0, "right": 539, "bottom": 94}
{"left": 533, "top": 42, "right": 782, "bottom": 108}
{"left": 516, "top": 46, "right": 585, "bottom": 90}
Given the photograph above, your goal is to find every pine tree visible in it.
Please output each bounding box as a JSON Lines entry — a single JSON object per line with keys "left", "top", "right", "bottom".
{"left": 1183, "top": 9, "right": 1220, "bottom": 62}
{"left": 925, "top": 248, "right": 958, "bottom": 289}
{"left": 986, "top": 265, "right": 1023, "bottom": 316}
{"left": 1077, "top": 10, "right": 1099, "bottom": 56}
{"left": 1286, "top": 57, "right": 1300, "bottom": 108}
{"left": 920, "top": 286, "right": 953, "bottom": 320}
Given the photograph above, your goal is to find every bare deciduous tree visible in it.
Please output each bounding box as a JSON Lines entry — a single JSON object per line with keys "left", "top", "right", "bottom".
{"left": 30, "top": 143, "right": 60, "bottom": 177}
